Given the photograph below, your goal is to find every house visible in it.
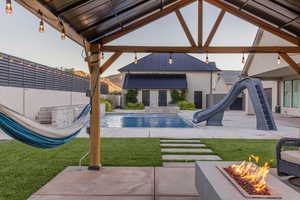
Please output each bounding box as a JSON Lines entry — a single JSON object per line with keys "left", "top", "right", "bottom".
{"left": 212, "top": 70, "right": 244, "bottom": 110}
{"left": 119, "top": 53, "right": 220, "bottom": 108}
{"left": 242, "top": 29, "right": 300, "bottom": 117}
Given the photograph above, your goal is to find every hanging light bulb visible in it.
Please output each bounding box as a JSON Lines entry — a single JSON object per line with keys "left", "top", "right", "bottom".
{"left": 134, "top": 52, "right": 138, "bottom": 64}
{"left": 99, "top": 52, "right": 104, "bottom": 60}
{"left": 39, "top": 12, "right": 45, "bottom": 33}
{"left": 168, "top": 54, "right": 173, "bottom": 64}
{"left": 241, "top": 53, "right": 245, "bottom": 64}
{"left": 5, "top": 0, "right": 12, "bottom": 14}
{"left": 277, "top": 54, "right": 281, "bottom": 64}
{"left": 61, "top": 27, "right": 66, "bottom": 40}
{"left": 205, "top": 53, "right": 209, "bottom": 64}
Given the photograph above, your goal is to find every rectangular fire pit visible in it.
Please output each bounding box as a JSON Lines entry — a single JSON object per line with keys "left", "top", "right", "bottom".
{"left": 195, "top": 161, "right": 300, "bottom": 200}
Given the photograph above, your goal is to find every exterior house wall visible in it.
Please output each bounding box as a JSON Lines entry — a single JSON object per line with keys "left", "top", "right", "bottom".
{"left": 244, "top": 30, "right": 300, "bottom": 117}
{"left": 121, "top": 71, "right": 217, "bottom": 108}
{"left": 247, "top": 31, "right": 300, "bottom": 77}
{"left": 213, "top": 77, "right": 230, "bottom": 94}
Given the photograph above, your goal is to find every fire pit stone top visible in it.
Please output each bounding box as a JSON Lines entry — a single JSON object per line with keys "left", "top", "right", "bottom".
{"left": 195, "top": 161, "right": 300, "bottom": 200}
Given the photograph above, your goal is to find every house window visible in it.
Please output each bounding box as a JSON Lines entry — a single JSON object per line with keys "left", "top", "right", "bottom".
{"left": 284, "top": 80, "right": 300, "bottom": 108}
{"left": 284, "top": 81, "right": 292, "bottom": 107}
{"left": 292, "top": 80, "right": 300, "bottom": 108}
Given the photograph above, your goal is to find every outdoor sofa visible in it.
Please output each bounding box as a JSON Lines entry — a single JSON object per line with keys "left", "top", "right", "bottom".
{"left": 276, "top": 137, "right": 300, "bottom": 177}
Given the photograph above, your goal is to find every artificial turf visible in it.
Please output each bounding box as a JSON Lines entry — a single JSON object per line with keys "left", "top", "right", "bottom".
{"left": 0, "top": 138, "right": 279, "bottom": 200}
{"left": 201, "top": 139, "right": 278, "bottom": 167}
{"left": 0, "top": 138, "right": 161, "bottom": 200}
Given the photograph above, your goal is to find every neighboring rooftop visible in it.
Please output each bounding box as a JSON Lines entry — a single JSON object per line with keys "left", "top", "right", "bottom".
{"left": 119, "top": 53, "right": 220, "bottom": 72}
{"left": 218, "top": 70, "right": 241, "bottom": 84}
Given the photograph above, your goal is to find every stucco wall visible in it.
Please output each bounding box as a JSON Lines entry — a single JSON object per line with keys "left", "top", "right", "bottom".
{"left": 213, "top": 78, "right": 231, "bottom": 94}
{"left": 186, "top": 72, "right": 216, "bottom": 108}
{"left": 247, "top": 31, "right": 300, "bottom": 77}
{"left": 121, "top": 71, "right": 217, "bottom": 108}
{"left": 0, "top": 86, "right": 88, "bottom": 120}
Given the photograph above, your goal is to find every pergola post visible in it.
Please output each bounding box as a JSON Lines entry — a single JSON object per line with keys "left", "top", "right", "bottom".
{"left": 87, "top": 43, "right": 101, "bottom": 170}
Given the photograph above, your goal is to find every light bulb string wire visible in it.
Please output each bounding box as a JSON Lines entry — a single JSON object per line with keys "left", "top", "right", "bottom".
{"left": 17, "top": 0, "right": 73, "bottom": 37}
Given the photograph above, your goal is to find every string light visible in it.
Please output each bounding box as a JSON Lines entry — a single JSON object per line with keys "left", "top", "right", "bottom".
{"left": 205, "top": 53, "right": 209, "bottom": 64}
{"left": 134, "top": 52, "right": 138, "bottom": 64}
{"left": 277, "top": 54, "right": 281, "bottom": 64}
{"left": 61, "top": 27, "right": 66, "bottom": 40}
{"left": 59, "top": 21, "right": 66, "bottom": 40}
{"left": 168, "top": 53, "right": 173, "bottom": 64}
{"left": 99, "top": 52, "right": 104, "bottom": 60}
{"left": 5, "top": 0, "right": 12, "bottom": 14}
{"left": 241, "top": 52, "right": 245, "bottom": 64}
{"left": 38, "top": 11, "right": 45, "bottom": 33}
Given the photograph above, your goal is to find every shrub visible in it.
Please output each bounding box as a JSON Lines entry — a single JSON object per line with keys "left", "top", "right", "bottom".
{"left": 101, "top": 100, "right": 112, "bottom": 112}
{"left": 170, "top": 90, "right": 186, "bottom": 104}
{"left": 178, "top": 101, "right": 196, "bottom": 110}
{"left": 125, "top": 89, "right": 138, "bottom": 104}
{"left": 124, "top": 102, "right": 145, "bottom": 110}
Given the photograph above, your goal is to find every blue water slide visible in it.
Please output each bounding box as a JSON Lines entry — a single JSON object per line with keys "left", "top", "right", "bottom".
{"left": 192, "top": 78, "right": 277, "bottom": 131}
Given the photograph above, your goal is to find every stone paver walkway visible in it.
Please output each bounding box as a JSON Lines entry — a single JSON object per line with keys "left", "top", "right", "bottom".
{"left": 160, "top": 143, "right": 205, "bottom": 147}
{"left": 161, "top": 148, "right": 212, "bottom": 153}
{"left": 160, "top": 139, "right": 222, "bottom": 167}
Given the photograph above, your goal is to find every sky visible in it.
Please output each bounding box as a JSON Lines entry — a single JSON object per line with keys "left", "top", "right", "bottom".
{"left": 0, "top": 1, "right": 258, "bottom": 77}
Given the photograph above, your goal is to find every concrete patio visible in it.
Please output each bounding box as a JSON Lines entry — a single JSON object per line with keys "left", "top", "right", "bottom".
{"left": 27, "top": 166, "right": 199, "bottom": 200}
{"left": 27, "top": 165, "right": 300, "bottom": 200}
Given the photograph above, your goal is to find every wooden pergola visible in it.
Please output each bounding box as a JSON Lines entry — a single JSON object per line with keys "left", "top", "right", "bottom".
{"left": 13, "top": 0, "right": 300, "bottom": 169}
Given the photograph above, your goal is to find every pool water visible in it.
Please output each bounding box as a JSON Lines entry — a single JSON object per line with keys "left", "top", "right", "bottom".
{"left": 102, "top": 113, "right": 193, "bottom": 128}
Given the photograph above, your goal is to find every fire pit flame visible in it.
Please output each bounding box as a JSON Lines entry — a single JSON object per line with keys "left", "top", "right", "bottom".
{"left": 229, "top": 155, "right": 270, "bottom": 194}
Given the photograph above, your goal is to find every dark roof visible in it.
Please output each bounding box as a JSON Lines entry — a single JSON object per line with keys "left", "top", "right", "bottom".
{"left": 119, "top": 53, "right": 220, "bottom": 72}
{"left": 218, "top": 70, "right": 241, "bottom": 84}
{"left": 123, "top": 74, "right": 187, "bottom": 89}
{"left": 24, "top": 1, "right": 300, "bottom": 44}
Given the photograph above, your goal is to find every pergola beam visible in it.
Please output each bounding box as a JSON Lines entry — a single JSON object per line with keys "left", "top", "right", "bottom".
{"left": 99, "top": 52, "right": 123, "bottom": 73}
{"left": 100, "top": 46, "right": 300, "bottom": 53}
{"left": 198, "top": 0, "right": 203, "bottom": 47}
{"left": 175, "top": 10, "right": 196, "bottom": 47}
{"left": 205, "top": 0, "right": 300, "bottom": 46}
{"left": 279, "top": 53, "right": 300, "bottom": 75}
{"left": 99, "top": 0, "right": 197, "bottom": 45}
{"left": 204, "top": 10, "right": 225, "bottom": 47}
{"left": 15, "top": 0, "right": 84, "bottom": 46}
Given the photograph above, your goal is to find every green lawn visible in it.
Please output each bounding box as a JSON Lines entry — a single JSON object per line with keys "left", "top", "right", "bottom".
{"left": 201, "top": 139, "right": 278, "bottom": 167}
{"left": 0, "top": 138, "right": 161, "bottom": 200}
{"left": 0, "top": 138, "right": 279, "bottom": 200}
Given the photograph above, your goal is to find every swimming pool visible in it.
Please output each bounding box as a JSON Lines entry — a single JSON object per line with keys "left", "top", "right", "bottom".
{"left": 102, "top": 113, "right": 193, "bottom": 128}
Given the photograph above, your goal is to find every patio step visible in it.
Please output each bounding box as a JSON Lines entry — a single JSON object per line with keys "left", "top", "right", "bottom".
{"left": 162, "top": 154, "right": 222, "bottom": 161}
{"left": 160, "top": 143, "right": 206, "bottom": 147}
{"left": 160, "top": 139, "right": 200, "bottom": 143}
{"left": 161, "top": 148, "right": 212, "bottom": 153}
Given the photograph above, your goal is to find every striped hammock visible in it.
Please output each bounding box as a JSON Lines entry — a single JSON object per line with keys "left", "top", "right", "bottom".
{"left": 0, "top": 104, "right": 90, "bottom": 148}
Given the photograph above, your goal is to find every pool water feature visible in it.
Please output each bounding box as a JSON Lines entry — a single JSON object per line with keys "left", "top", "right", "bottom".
{"left": 102, "top": 113, "right": 193, "bottom": 128}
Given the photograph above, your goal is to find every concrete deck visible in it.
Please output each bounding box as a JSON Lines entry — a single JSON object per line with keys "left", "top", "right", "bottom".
{"left": 77, "top": 111, "right": 300, "bottom": 139}
{"left": 28, "top": 166, "right": 199, "bottom": 200}
{"left": 27, "top": 165, "right": 300, "bottom": 200}
{"left": 1, "top": 111, "right": 299, "bottom": 141}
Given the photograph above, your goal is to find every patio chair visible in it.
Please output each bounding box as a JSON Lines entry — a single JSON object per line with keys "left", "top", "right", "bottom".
{"left": 276, "top": 137, "right": 300, "bottom": 177}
